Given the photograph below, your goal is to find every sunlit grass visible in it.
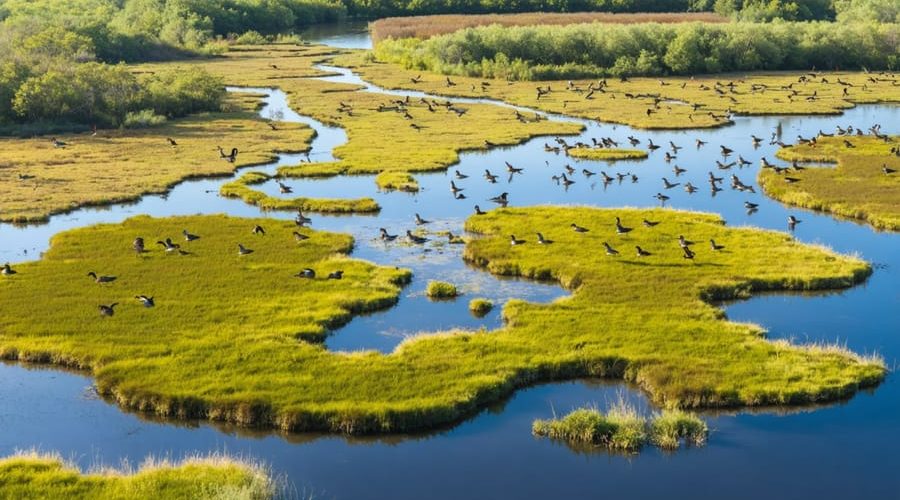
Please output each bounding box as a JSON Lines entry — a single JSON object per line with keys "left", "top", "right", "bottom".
{"left": 761, "top": 135, "right": 899, "bottom": 231}
{"left": 426, "top": 280, "right": 459, "bottom": 299}
{"left": 220, "top": 171, "right": 379, "bottom": 213}
{"left": 566, "top": 147, "right": 648, "bottom": 161}
{"left": 468, "top": 298, "right": 493, "bottom": 317}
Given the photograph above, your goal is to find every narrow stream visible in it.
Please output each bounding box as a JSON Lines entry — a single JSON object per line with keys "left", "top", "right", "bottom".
{"left": 1, "top": 28, "right": 898, "bottom": 499}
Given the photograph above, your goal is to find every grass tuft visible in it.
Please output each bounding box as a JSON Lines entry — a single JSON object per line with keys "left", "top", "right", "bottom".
{"left": 426, "top": 280, "right": 459, "bottom": 299}
{"left": 566, "top": 147, "right": 648, "bottom": 161}
{"left": 468, "top": 298, "right": 493, "bottom": 317}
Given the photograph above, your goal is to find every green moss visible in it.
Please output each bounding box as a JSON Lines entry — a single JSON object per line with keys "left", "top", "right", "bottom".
{"left": 468, "top": 298, "right": 493, "bottom": 317}
{"left": 426, "top": 280, "right": 459, "bottom": 299}
{"left": 566, "top": 147, "right": 648, "bottom": 161}
{"left": 220, "top": 171, "right": 380, "bottom": 213}
{"left": 0, "top": 452, "right": 274, "bottom": 499}
{"left": 761, "top": 135, "right": 899, "bottom": 231}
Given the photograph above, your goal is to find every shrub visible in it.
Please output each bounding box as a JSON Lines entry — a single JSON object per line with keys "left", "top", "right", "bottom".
{"left": 235, "top": 30, "right": 268, "bottom": 45}
{"left": 469, "top": 298, "right": 493, "bottom": 316}
{"left": 123, "top": 109, "right": 168, "bottom": 128}
{"left": 426, "top": 280, "right": 458, "bottom": 299}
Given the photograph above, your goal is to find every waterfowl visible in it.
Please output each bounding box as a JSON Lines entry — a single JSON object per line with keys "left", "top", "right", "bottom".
{"left": 684, "top": 182, "right": 698, "bottom": 193}
{"left": 788, "top": 215, "right": 802, "bottom": 227}
{"left": 406, "top": 230, "right": 428, "bottom": 244}
{"left": 98, "top": 303, "right": 118, "bottom": 317}
{"left": 635, "top": 246, "right": 652, "bottom": 257}
{"left": 510, "top": 235, "right": 525, "bottom": 246}
{"left": 157, "top": 238, "right": 180, "bottom": 252}
{"left": 884, "top": 164, "right": 897, "bottom": 175}
{"left": 582, "top": 169, "right": 596, "bottom": 177}
{"left": 506, "top": 161, "right": 523, "bottom": 174}
{"left": 716, "top": 160, "right": 736, "bottom": 170}
{"left": 669, "top": 141, "right": 682, "bottom": 152}
{"left": 662, "top": 177, "right": 680, "bottom": 189}
{"left": 135, "top": 295, "right": 155, "bottom": 307}
{"left": 295, "top": 211, "right": 312, "bottom": 226}
{"left": 600, "top": 171, "right": 614, "bottom": 183}
{"left": 219, "top": 147, "right": 238, "bottom": 163}
{"left": 488, "top": 192, "right": 509, "bottom": 206}
{"left": 751, "top": 135, "right": 763, "bottom": 146}
{"left": 678, "top": 235, "right": 695, "bottom": 248}
{"left": 237, "top": 244, "right": 254, "bottom": 256}
{"left": 484, "top": 169, "right": 499, "bottom": 183}
{"left": 571, "top": 223, "right": 589, "bottom": 233}
{"left": 293, "top": 231, "right": 310, "bottom": 242}
{"left": 654, "top": 192, "right": 670, "bottom": 203}
{"left": 278, "top": 182, "right": 293, "bottom": 194}
{"left": 327, "top": 270, "right": 344, "bottom": 280}
{"left": 536, "top": 233, "right": 553, "bottom": 244}
{"left": 744, "top": 201, "right": 759, "bottom": 210}
{"left": 379, "top": 228, "right": 398, "bottom": 241}
{"left": 696, "top": 139, "right": 707, "bottom": 148}
{"left": 673, "top": 165, "right": 687, "bottom": 175}
{"left": 603, "top": 242, "right": 619, "bottom": 256}
{"left": 630, "top": 174, "right": 639, "bottom": 183}
{"left": 1, "top": 263, "right": 15, "bottom": 275}
{"left": 682, "top": 246, "right": 696, "bottom": 260}
{"left": 455, "top": 170, "right": 468, "bottom": 179}
{"left": 415, "top": 213, "right": 430, "bottom": 225}
{"left": 166, "top": 137, "right": 178, "bottom": 147}
{"left": 784, "top": 177, "right": 801, "bottom": 183}
{"left": 560, "top": 174, "right": 575, "bottom": 187}
{"left": 474, "top": 205, "right": 486, "bottom": 215}
{"left": 51, "top": 137, "right": 67, "bottom": 148}
{"left": 295, "top": 268, "right": 316, "bottom": 279}
{"left": 628, "top": 136, "right": 640, "bottom": 146}
{"left": 738, "top": 156, "right": 752, "bottom": 167}
{"left": 709, "top": 239, "right": 725, "bottom": 251}
{"left": 87, "top": 272, "right": 116, "bottom": 284}
{"left": 252, "top": 225, "right": 266, "bottom": 235}
{"left": 720, "top": 145, "right": 733, "bottom": 156}
{"left": 647, "top": 139, "right": 660, "bottom": 151}
{"left": 708, "top": 172, "right": 723, "bottom": 184}
{"left": 182, "top": 229, "right": 200, "bottom": 241}
{"left": 447, "top": 232, "right": 465, "bottom": 244}
{"left": 133, "top": 237, "right": 145, "bottom": 254}
{"left": 614, "top": 217, "right": 633, "bottom": 235}
{"left": 642, "top": 219, "right": 659, "bottom": 228}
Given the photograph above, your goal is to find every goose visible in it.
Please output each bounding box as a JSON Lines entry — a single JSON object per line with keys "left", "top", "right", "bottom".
{"left": 167, "top": 137, "right": 178, "bottom": 147}
{"left": 684, "top": 182, "right": 698, "bottom": 193}
{"left": 720, "top": 145, "right": 733, "bottom": 156}
{"left": 571, "top": 223, "right": 589, "bottom": 233}
{"left": 182, "top": 229, "right": 200, "bottom": 241}
{"left": 784, "top": 177, "right": 801, "bottom": 184}
{"left": 884, "top": 164, "right": 897, "bottom": 175}
{"left": 709, "top": 239, "right": 725, "bottom": 251}
{"left": 738, "top": 156, "right": 752, "bottom": 167}
{"left": 751, "top": 135, "right": 763, "bottom": 146}
{"left": 455, "top": 170, "right": 469, "bottom": 179}
{"left": 654, "top": 192, "right": 670, "bottom": 203}
{"left": 293, "top": 231, "right": 310, "bottom": 242}
{"left": 406, "top": 230, "right": 428, "bottom": 244}
{"left": 582, "top": 168, "right": 596, "bottom": 177}
{"left": 327, "top": 270, "right": 344, "bottom": 280}
{"left": 744, "top": 201, "right": 759, "bottom": 211}
{"left": 662, "top": 177, "right": 680, "bottom": 189}
{"left": 678, "top": 235, "right": 695, "bottom": 248}
{"left": 278, "top": 182, "right": 293, "bottom": 194}
{"left": 133, "top": 237, "right": 145, "bottom": 254}
{"left": 237, "top": 244, "right": 253, "bottom": 256}
{"left": 379, "top": 228, "right": 398, "bottom": 241}
{"left": 669, "top": 141, "right": 682, "bottom": 152}
{"left": 450, "top": 181, "right": 464, "bottom": 194}
{"left": 135, "top": 295, "right": 155, "bottom": 307}
{"left": 716, "top": 160, "right": 736, "bottom": 170}
{"left": 510, "top": 235, "right": 525, "bottom": 246}
{"left": 647, "top": 139, "right": 660, "bottom": 151}
{"left": 614, "top": 217, "right": 633, "bottom": 235}
{"left": 673, "top": 165, "right": 687, "bottom": 176}
{"left": 474, "top": 205, "right": 486, "bottom": 215}
{"left": 505, "top": 161, "right": 523, "bottom": 174}
{"left": 488, "top": 192, "right": 509, "bottom": 205}
{"left": 682, "top": 246, "right": 696, "bottom": 260}
{"left": 415, "top": 213, "right": 430, "bottom": 225}
{"left": 1, "top": 263, "right": 15, "bottom": 276}
{"left": 536, "top": 233, "right": 553, "bottom": 244}
{"left": 560, "top": 174, "right": 575, "bottom": 187}
{"left": 696, "top": 139, "right": 707, "bottom": 148}
{"left": 51, "top": 137, "right": 67, "bottom": 148}
{"left": 484, "top": 169, "right": 499, "bottom": 183}
{"left": 295, "top": 268, "right": 316, "bottom": 279}
{"left": 98, "top": 303, "right": 118, "bottom": 317}
{"left": 157, "top": 238, "right": 180, "bottom": 252}
{"left": 600, "top": 171, "right": 614, "bottom": 183}
{"left": 87, "top": 272, "right": 116, "bottom": 284}
{"left": 787, "top": 215, "right": 802, "bottom": 227}
{"left": 635, "top": 246, "right": 652, "bottom": 257}
{"left": 295, "top": 211, "right": 312, "bottom": 225}
{"left": 252, "top": 225, "right": 266, "bottom": 235}
{"left": 603, "top": 242, "right": 619, "bottom": 256}
{"left": 642, "top": 219, "right": 659, "bottom": 228}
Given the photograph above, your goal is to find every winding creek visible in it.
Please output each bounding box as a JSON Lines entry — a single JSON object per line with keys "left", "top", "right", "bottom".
{"left": 1, "top": 27, "right": 899, "bottom": 499}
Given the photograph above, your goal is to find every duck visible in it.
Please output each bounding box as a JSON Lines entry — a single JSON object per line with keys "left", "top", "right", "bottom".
{"left": 784, "top": 176, "right": 801, "bottom": 184}
{"left": 295, "top": 268, "right": 316, "bottom": 279}
{"left": 883, "top": 164, "right": 896, "bottom": 175}
{"left": 582, "top": 169, "right": 596, "bottom": 177}
{"left": 293, "top": 231, "right": 309, "bottom": 242}
{"left": 696, "top": 139, "right": 707, "bottom": 148}
{"left": 133, "top": 237, "right": 145, "bottom": 254}
{"left": 600, "top": 171, "right": 614, "bottom": 183}
{"left": 614, "top": 217, "right": 633, "bottom": 235}
{"left": 249, "top": 225, "right": 265, "bottom": 236}
{"left": 238, "top": 244, "right": 254, "bottom": 256}
{"left": 669, "top": 141, "right": 682, "bottom": 152}
{"left": 182, "top": 229, "right": 200, "bottom": 241}
{"left": 738, "top": 155, "right": 752, "bottom": 167}
{"left": 536, "top": 233, "right": 553, "bottom": 244}
{"left": 709, "top": 239, "right": 725, "bottom": 251}
{"left": 635, "top": 246, "right": 652, "bottom": 257}
{"left": 642, "top": 219, "right": 659, "bottom": 228}
{"left": 407, "top": 230, "right": 428, "bottom": 244}
{"left": 166, "top": 137, "right": 178, "bottom": 147}
{"left": 135, "top": 295, "right": 155, "bottom": 307}
{"left": 98, "top": 303, "right": 118, "bottom": 317}
{"left": 488, "top": 192, "right": 509, "bottom": 205}
{"left": 603, "top": 242, "right": 619, "bottom": 256}
{"left": 327, "top": 270, "right": 344, "bottom": 280}
{"left": 708, "top": 172, "right": 723, "bottom": 184}
{"left": 474, "top": 205, "right": 486, "bottom": 215}
{"left": 510, "top": 235, "right": 525, "bottom": 246}
{"left": 1, "top": 263, "right": 16, "bottom": 276}
{"left": 51, "top": 137, "right": 67, "bottom": 148}
{"left": 379, "top": 228, "right": 397, "bottom": 241}
{"left": 560, "top": 174, "right": 575, "bottom": 187}
{"left": 415, "top": 213, "right": 430, "bottom": 225}
{"left": 447, "top": 232, "right": 465, "bottom": 244}
{"left": 662, "top": 177, "right": 680, "bottom": 189}
{"left": 571, "top": 223, "right": 589, "bottom": 233}
{"left": 87, "top": 272, "right": 116, "bottom": 284}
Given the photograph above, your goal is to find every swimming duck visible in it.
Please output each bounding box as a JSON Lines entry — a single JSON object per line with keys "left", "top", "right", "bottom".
{"left": 506, "top": 161, "right": 523, "bottom": 174}
{"left": 787, "top": 215, "right": 802, "bottom": 228}
{"left": 135, "top": 295, "right": 155, "bottom": 307}
{"left": 99, "top": 303, "right": 118, "bottom": 317}
{"left": 182, "top": 229, "right": 200, "bottom": 241}
{"left": 455, "top": 170, "right": 468, "bottom": 179}
{"left": 720, "top": 145, "right": 733, "bottom": 156}
{"left": 582, "top": 169, "right": 596, "bottom": 177}
{"left": 450, "top": 181, "right": 464, "bottom": 194}
{"left": 407, "top": 230, "right": 428, "bottom": 244}
{"left": 238, "top": 244, "right": 253, "bottom": 256}
{"left": 600, "top": 171, "right": 614, "bottom": 183}
{"left": 744, "top": 201, "right": 759, "bottom": 211}
{"left": 87, "top": 272, "right": 116, "bottom": 284}
{"left": 415, "top": 213, "right": 430, "bottom": 225}
{"left": 571, "top": 223, "right": 589, "bottom": 233}
{"left": 278, "top": 182, "right": 293, "bottom": 194}
{"left": 662, "top": 177, "right": 680, "bottom": 189}
{"left": 603, "top": 242, "right": 619, "bottom": 256}
{"left": 635, "top": 246, "right": 652, "bottom": 257}
{"left": 614, "top": 217, "right": 633, "bottom": 235}
{"left": 484, "top": 169, "right": 498, "bottom": 183}
{"left": 709, "top": 239, "right": 725, "bottom": 251}
{"left": 673, "top": 165, "right": 687, "bottom": 176}
{"left": 380, "top": 228, "right": 398, "bottom": 241}
{"left": 696, "top": 139, "right": 707, "bottom": 148}
{"left": 295, "top": 268, "right": 316, "bottom": 279}
{"left": 488, "top": 192, "right": 509, "bottom": 206}
{"left": 295, "top": 210, "right": 312, "bottom": 225}
{"left": 708, "top": 172, "right": 723, "bottom": 184}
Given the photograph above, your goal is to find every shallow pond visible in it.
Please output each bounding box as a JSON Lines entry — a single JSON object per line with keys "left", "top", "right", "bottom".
{"left": 1, "top": 26, "right": 899, "bottom": 499}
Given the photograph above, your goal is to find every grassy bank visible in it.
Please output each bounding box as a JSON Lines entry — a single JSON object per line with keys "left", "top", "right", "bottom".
{"left": 760, "top": 135, "right": 900, "bottom": 231}
{"left": 567, "top": 147, "right": 648, "bottom": 161}
{"left": 0, "top": 451, "right": 274, "bottom": 499}
{"left": 371, "top": 12, "right": 727, "bottom": 42}
{"left": 220, "top": 171, "right": 380, "bottom": 213}
{"left": 0, "top": 208, "right": 884, "bottom": 434}
{"left": 0, "top": 93, "right": 312, "bottom": 223}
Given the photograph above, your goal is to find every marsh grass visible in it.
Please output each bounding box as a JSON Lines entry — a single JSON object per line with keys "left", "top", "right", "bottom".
{"left": 426, "top": 280, "right": 459, "bottom": 299}
{"left": 468, "top": 298, "right": 493, "bottom": 317}
{"left": 761, "top": 135, "right": 899, "bottom": 231}
{"left": 0, "top": 93, "right": 313, "bottom": 223}
{"left": 220, "top": 171, "right": 380, "bottom": 213}
{"left": 566, "top": 147, "right": 648, "bottom": 161}
{"left": 0, "top": 450, "right": 275, "bottom": 499}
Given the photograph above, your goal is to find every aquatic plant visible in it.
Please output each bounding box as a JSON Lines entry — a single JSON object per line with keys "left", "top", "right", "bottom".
{"left": 469, "top": 298, "right": 494, "bottom": 316}
{"left": 427, "top": 281, "right": 459, "bottom": 299}
{"left": 220, "top": 171, "right": 380, "bottom": 213}
{"left": 566, "top": 147, "right": 648, "bottom": 161}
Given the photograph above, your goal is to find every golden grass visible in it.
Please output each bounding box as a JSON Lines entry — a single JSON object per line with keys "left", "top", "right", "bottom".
{"left": 370, "top": 12, "right": 728, "bottom": 42}
{"left": 760, "top": 135, "right": 900, "bottom": 231}
{"left": 0, "top": 208, "right": 884, "bottom": 434}
{"left": 220, "top": 171, "right": 380, "bottom": 212}
{"left": 0, "top": 94, "right": 312, "bottom": 223}
{"left": 0, "top": 450, "right": 274, "bottom": 499}
{"left": 566, "top": 147, "right": 648, "bottom": 161}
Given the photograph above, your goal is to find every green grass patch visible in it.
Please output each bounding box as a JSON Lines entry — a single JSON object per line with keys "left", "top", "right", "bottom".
{"left": 761, "top": 135, "right": 900, "bottom": 231}
{"left": 220, "top": 171, "right": 380, "bottom": 213}
{"left": 0, "top": 451, "right": 274, "bottom": 499}
{"left": 533, "top": 401, "right": 707, "bottom": 453}
{"left": 566, "top": 147, "right": 648, "bottom": 161}
{"left": 468, "top": 298, "right": 493, "bottom": 317}
{"left": 375, "top": 171, "right": 419, "bottom": 192}
{"left": 426, "top": 280, "right": 459, "bottom": 299}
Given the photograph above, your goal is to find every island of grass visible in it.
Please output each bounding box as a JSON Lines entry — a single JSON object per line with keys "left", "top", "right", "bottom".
{"left": 426, "top": 280, "right": 459, "bottom": 299}
{"left": 0, "top": 93, "right": 313, "bottom": 224}
{"left": 533, "top": 403, "right": 707, "bottom": 452}
{"left": 760, "top": 135, "right": 900, "bottom": 231}
{"left": 0, "top": 451, "right": 274, "bottom": 499}
{"left": 469, "top": 298, "right": 493, "bottom": 317}
{"left": 566, "top": 147, "right": 647, "bottom": 161}
{"left": 220, "top": 171, "right": 380, "bottom": 213}
{"left": 0, "top": 208, "right": 885, "bottom": 434}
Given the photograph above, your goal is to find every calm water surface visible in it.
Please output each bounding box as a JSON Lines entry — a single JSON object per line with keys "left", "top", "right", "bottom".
{"left": 1, "top": 26, "right": 898, "bottom": 499}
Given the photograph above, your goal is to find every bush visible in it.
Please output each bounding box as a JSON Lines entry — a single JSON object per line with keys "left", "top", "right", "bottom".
{"left": 235, "top": 30, "right": 268, "bottom": 45}
{"left": 123, "top": 109, "right": 168, "bottom": 128}
{"left": 426, "top": 281, "right": 458, "bottom": 299}
{"left": 469, "top": 298, "right": 493, "bottom": 317}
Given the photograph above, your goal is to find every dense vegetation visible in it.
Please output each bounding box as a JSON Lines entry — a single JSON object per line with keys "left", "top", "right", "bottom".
{"left": 375, "top": 21, "right": 899, "bottom": 79}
